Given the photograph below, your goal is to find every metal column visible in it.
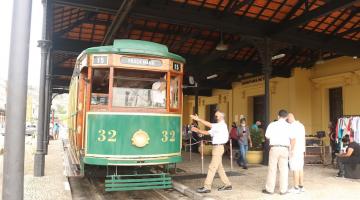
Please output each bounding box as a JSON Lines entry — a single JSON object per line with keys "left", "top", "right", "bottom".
{"left": 34, "top": 0, "right": 51, "bottom": 176}
{"left": 2, "top": 0, "right": 33, "bottom": 199}
{"left": 194, "top": 92, "right": 199, "bottom": 114}
{"left": 43, "top": 46, "right": 52, "bottom": 155}
{"left": 262, "top": 38, "right": 272, "bottom": 166}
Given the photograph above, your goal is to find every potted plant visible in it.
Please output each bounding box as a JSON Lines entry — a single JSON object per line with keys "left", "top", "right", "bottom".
{"left": 247, "top": 126, "right": 264, "bottom": 164}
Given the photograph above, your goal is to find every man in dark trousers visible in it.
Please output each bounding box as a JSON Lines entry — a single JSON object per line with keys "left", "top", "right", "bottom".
{"left": 336, "top": 134, "right": 360, "bottom": 177}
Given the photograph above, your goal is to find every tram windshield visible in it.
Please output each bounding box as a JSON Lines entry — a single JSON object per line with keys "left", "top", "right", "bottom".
{"left": 91, "top": 68, "right": 109, "bottom": 105}
{"left": 112, "top": 69, "right": 168, "bottom": 108}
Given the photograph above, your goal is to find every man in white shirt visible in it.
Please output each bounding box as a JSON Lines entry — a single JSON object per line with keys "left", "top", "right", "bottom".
{"left": 190, "top": 111, "right": 232, "bottom": 193}
{"left": 263, "top": 109, "right": 295, "bottom": 195}
{"left": 287, "top": 113, "right": 306, "bottom": 193}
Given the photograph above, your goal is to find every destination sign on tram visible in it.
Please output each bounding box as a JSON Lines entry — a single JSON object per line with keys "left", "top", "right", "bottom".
{"left": 93, "top": 55, "right": 108, "bottom": 65}
{"left": 120, "top": 57, "right": 162, "bottom": 67}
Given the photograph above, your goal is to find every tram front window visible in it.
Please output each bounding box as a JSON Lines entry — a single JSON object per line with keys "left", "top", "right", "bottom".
{"left": 91, "top": 68, "right": 109, "bottom": 105}
{"left": 170, "top": 76, "right": 179, "bottom": 109}
{"left": 112, "top": 69, "right": 167, "bottom": 108}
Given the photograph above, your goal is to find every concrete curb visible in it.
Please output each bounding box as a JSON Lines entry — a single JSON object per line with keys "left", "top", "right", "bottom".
{"left": 173, "top": 180, "right": 218, "bottom": 200}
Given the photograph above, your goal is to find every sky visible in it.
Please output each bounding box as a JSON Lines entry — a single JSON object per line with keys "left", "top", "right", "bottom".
{"left": 0, "top": 0, "right": 43, "bottom": 87}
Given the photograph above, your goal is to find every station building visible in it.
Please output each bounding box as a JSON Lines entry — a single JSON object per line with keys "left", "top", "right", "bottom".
{"left": 183, "top": 56, "right": 360, "bottom": 144}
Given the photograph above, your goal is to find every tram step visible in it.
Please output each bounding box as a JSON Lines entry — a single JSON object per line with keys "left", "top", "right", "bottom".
{"left": 105, "top": 173, "right": 172, "bottom": 191}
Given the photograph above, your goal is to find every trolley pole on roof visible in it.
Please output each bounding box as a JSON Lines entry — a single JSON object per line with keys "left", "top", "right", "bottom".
{"left": 2, "top": 0, "right": 33, "bottom": 199}
{"left": 34, "top": 0, "right": 51, "bottom": 176}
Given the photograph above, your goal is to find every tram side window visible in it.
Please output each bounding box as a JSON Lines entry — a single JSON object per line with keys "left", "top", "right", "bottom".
{"left": 170, "top": 76, "right": 179, "bottom": 109}
{"left": 112, "top": 69, "right": 167, "bottom": 108}
{"left": 91, "top": 68, "right": 109, "bottom": 105}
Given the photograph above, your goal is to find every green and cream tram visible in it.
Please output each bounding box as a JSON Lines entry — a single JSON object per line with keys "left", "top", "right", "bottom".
{"left": 68, "top": 39, "right": 185, "bottom": 191}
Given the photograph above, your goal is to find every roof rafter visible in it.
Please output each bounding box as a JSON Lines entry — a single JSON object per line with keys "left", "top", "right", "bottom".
{"left": 268, "top": 0, "right": 359, "bottom": 35}
{"left": 132, "top": 0, "right": 359, "bottom": 56}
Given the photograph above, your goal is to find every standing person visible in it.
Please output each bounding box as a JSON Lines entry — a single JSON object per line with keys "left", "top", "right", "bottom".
{"left": 190, "top": 111, "right": 232, "bottom": 193}
{"left": 229, "top": 122, "right": 238, "bottom": 141}
{"left": 251, "top": 120, "right": 262, "bottom": 132}
{"left": 287, "top": 113, "right": 306, "bottom": 193}
{"left": 53, "top": 123, "right": 60, "bottom": 140}
{"left": 237, "top": 118, "right": 252, "bottom": 169}
{"left": 263, "top": 109, "right": 295, "bottom": 195}
{"left": 328, "top": 121, "right": 338, "bottom": 164}
{"left": 336, "top": 135, "right": 360, "bottom": 177}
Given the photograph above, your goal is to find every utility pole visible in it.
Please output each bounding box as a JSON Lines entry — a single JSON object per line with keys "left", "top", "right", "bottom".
{"left": 2, "top": 0, "right": 33, "bottom": 199}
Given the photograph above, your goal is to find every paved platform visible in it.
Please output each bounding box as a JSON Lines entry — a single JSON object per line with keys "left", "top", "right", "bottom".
{"left": 0, "top": 138, "right": 71, "bottom": 200}
{"left": 175, "top": 151, "right": 360, "bottom": 199}
{"left": 2, "top": 139, "right": 360, "bottom": 199}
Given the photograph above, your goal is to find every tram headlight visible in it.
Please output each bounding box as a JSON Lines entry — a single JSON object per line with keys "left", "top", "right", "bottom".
{"left": 131, "top": 129, "right": 150, "bottom": 148}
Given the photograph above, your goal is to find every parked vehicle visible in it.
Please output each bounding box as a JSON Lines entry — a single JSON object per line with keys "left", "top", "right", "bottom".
{"left": 0, "top": 127, "right": 5, "bottom": 136}
{"left": 25, "top": 124, "right": 36, "bottom": 136}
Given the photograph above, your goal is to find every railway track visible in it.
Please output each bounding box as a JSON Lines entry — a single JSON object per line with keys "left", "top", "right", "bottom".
{"left": 69, "top": 176, "right": 191, "bottom": 200}
{"left": 64, "top": 139, "right": 190, "bottom": 199}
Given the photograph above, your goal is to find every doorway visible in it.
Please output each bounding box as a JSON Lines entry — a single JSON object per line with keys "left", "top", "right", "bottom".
{"left": 206, "top": 104, "right": 218, "bottom": 123}
{"left": 329, "top": 87, "right": 343, "bottom": 125}
{"left": 253, "top": 95, "right": 265, "bottom": 125}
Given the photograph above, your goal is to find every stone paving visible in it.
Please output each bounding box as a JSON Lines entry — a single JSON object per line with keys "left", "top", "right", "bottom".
{"left": 2, "top": 138, "right": 360, "bottom": 199}
{"left": 0, "top": 138, "right": 71, "bottom": 200}
{"left": 175, "top": 151, "right": 360, "bottom": 200}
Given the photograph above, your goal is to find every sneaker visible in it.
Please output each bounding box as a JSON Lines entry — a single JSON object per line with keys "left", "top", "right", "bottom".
{"left": 288, "top": 187, "right": 300, "bottom": 194}
{"left": 336, "top": 174, "right": 344, "bottom": 178}
{"left": 218, "top": 185, "right": 232, "bottom": 191}
{"left": 280, "top": 191, "right": 289, "bottom": 195}
{"left": 262, "top": 189, "right": 273, "bottom": 195}
{"left": 196, "top": 187, "right": 211, "bottom": 193}
{"left": 299, "top": 187, "right": 305, "bottom": 192}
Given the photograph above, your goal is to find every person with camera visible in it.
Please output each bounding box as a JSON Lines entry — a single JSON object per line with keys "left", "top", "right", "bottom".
{"left": 190, "top": 111, "right": 232, "bottom": 193}
{"left": 237, "top": 118, "right": 252, "bottom": 169}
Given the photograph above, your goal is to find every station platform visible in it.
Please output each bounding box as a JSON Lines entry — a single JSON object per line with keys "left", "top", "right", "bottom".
{"left": 2, "top": 139, "right": 360, "bottom": 199}
{"left": 0, "top": 138, "right": 71, "bottom": 200}
{"left": 175, "top": 150, "right": 360, "bottom": 199}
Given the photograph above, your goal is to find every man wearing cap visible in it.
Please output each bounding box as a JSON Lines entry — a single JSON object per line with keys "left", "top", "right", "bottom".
{"left": 190, "top": 110, "right": 232, "bottom": 193}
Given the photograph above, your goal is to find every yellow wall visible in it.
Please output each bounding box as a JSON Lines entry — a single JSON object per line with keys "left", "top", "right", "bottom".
{"left": 183, "top": 56, "right": 360, "bottom": 136}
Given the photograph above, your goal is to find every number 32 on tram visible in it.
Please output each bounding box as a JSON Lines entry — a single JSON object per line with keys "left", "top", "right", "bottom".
{"left": 68, "top": 39, "right": 185, "bottom": 191}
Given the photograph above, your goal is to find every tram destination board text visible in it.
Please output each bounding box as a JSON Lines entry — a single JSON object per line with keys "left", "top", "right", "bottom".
{"left": 120, "top": 57, "right": 162, "bottom": 67}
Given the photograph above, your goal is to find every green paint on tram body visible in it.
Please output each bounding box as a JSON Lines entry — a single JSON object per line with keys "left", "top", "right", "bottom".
{"left": 84, "top": 113, "right": 182, "bottom": 165}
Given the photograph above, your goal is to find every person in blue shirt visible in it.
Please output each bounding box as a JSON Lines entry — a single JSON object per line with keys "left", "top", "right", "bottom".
{"left": 53, "top": 123, "right": 60, "bottom": 140}
{"left": 237, "top": 118, "right": 252, "bottom": 169}
{"left": 251, "top": 120, "right": 262, "bottom": 132}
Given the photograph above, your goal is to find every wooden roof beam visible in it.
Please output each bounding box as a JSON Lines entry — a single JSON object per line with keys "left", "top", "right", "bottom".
{"left": 269, "top": 0, "right": 359, "bottom": 35}
{"left": 53, "top": 38, "right": 100, "bottom": 52}
{"left": 54, "top": 0, "right": 118, "bottom": 14}
{"left": 133, "top": 1, "right": 359, "bottom": 56}
{"left": 52, "top": 66, "right": 75, "bottom": 76}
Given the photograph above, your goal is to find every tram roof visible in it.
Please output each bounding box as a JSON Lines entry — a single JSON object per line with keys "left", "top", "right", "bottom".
{"left": 84, "top": 39, "right": 186, "bottom": 63}
{"left": 50, "top": 0, "right": 360, "bottom": 95}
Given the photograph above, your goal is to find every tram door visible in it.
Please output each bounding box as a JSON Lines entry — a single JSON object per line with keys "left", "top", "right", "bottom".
{"left": 329, "top": 87, "right": 343, "bottom": 125}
